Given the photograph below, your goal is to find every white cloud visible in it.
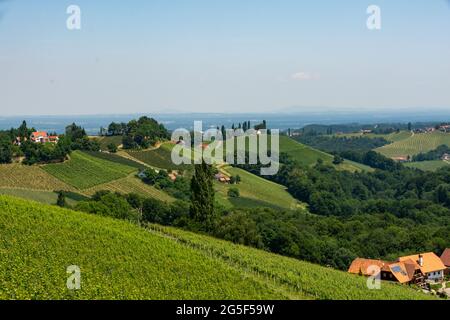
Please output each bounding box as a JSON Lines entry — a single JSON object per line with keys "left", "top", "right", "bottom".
{"left": 291, "top": 72, "right": 320, "bottom": 81}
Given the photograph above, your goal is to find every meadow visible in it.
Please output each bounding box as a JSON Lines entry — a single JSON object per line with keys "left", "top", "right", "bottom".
{"left": 214, "top": 166, "right": 301, "bottom": 211}
{"left": 43, "top": 151, "right": 137, "bottom": 190}
{"left": 126, "top": 143, "right": 189, "bottom": 171}
{"left": 0, "top": 195, "right": 433, "bottom": 300}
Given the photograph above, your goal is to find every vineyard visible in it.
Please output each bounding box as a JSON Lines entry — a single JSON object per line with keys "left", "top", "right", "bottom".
{"left": 82, "top": 175, "right": 175, "bottom": 202}
{"left": 0, "top": 164, "right": 74, "bottom": 191}
{"left": 43, "top": 151, "right": 137, "bottom": 190}
{"left": 376, "top": 131, "right": 450, "bottom": 158}
{"left": 126, "top": 143, "right": 190, "bottom": 171}
{"left": 83, "top": 151, "right": 146, "bottom": 171}
{"left": 0, "top": 195, "right": 433, "bottom": 300}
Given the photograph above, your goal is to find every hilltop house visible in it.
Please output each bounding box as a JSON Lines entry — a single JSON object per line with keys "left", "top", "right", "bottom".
{"left": 441, "top": 153, "right": 450, "bottom": 161}
{"left": 441, "top": 248, "right": 450, "bottom": 275}
{"left": 348, "top": 252, "right": 446, "bottom": 285}
{"left": 30, "top": 131, "right": 59, "bottom": 144}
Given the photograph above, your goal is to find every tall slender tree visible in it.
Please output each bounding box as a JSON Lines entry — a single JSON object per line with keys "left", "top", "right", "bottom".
{"left": 190, "top": 160, "right": 215, "bottom": 230}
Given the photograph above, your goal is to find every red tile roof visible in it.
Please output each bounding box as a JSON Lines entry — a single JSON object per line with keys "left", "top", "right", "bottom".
{"left": 441, "top": 248, "right": 450, "bottom": 267}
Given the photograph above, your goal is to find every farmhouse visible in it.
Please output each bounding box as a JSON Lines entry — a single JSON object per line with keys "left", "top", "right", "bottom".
{"left": 30, "top": 131, "right": 59, "bottom": 144}
{"left": 441, "top": 248, "right": 450, "bottom": 275}
{"left": 441, "top": 153, "right": 450, "bottom": 161}
{"left": 398, "top": 253, "right": 446, "bottom": 283}
{"left": 348, "top": 252, "right": 446, "bottom": 285}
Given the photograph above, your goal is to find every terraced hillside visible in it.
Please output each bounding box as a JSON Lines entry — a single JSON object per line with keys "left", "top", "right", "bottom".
{"left": 0, "top": 195, "right": 432, "bottom": 300}
{"left": 280, "top": 136, "right": 372, "bottom": 172}
{"left": 43, "top": 151, "right": 137, "bottom": 189}
{"left": 126, "top": 143, "right": 187, "bottom": 171}
{"left": 376, "top": 131, "right": 450, "bottom": 158}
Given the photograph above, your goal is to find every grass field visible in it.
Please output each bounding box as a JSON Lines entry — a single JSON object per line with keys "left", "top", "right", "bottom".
{"left": 0, "top": 164, "right": 74, "bottom": 191}
{"left": 43, "top": 151, "right": 137, "bottom": 190}
{"left": 0, "top": 195, "right": 432, "bottom": 300}
{"left": 405, "top": 160, "right": 450, "bottom": 172}
{"left": 82, "top": 175, "right": 175, "bottom": 202}
{"left": 376, "top": 131, "right": 450, "bottom": 158}
{"left": 280, "top": 136, "right": 372, "bottom": 172}
{"left": 215, "top": 166, "right": 301, "bottom": 210}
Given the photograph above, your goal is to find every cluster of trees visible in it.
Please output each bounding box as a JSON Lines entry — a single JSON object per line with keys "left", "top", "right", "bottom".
{"left": 140, "top": 168, "right": 190, "bottom": 200}
{"left": 412, "top": 145, "right": 450, "bottom": 162}
{"left": 103, "top": 117, "right": 169, "bottom": 149}
{"left": 0, "top": 121, "right": 101, "bottom": 165}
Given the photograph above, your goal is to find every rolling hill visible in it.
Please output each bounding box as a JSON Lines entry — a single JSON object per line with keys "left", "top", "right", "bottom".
{"left": 280, "top": 136, "right": 372, "bottom": 172}
{"left": 0, "top": 195, "right": 433, "bottom": 300}
{"left": 376, "top": 131, "right": 450, "bottom": 158}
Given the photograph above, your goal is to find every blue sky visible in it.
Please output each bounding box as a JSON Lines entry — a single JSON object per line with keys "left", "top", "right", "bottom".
{"left": 0, "top": 0, "right": 449, "bottom": 115}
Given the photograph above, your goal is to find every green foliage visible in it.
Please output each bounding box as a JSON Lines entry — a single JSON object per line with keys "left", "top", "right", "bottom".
{"left": 75, "top": 191, "right": 137, "bottom": 221}
{"left": 140, "top": 168, "right": 190, "bottom": 200}
{"left": 190, "top": 161, "right": 215, "bottom": 229}
{"left": 0, "top": 134, "right": 13, "bottom": 164}
{"left": 56, "top": 191, "right": 67, "bottom": 207}
{"left": 227, "top": 187, "right": 240, "bottom": 198}
{"left": 119, "top": 116, "right": 169, "bottom": 149}
{"left": 107, "top": 143, "right": 118, "bottom": 153}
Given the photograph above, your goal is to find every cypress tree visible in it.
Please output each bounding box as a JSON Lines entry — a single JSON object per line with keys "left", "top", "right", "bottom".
{"left": 190, "top": 160, "right": 215, "bottom": 230}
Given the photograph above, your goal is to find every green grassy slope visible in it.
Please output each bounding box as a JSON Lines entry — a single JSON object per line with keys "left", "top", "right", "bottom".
{"left": 339, "top": 131, "right": 413, "bottom": 143}
{"left": 280, "top": 136, "right": 372, "bottom": 172}
{"left": 96, "top": 136, "right": 123, "bottom": 150}
{"left": 0, "top": 195, "right": 432, "bottom": 300}
{"left": 376, "top": 132, "right": 450, "bottom": 158}
{"left": 0, "top": 188, "right": 81, "bottom": 206}
{"left": 43, "top": 151, "right": 137, "bottom": 189}
{"left": 215, "top": 166, "right": 301, "bottom": 210}
{"left": 126, "top": 144, "right": 186, "bottom": 171}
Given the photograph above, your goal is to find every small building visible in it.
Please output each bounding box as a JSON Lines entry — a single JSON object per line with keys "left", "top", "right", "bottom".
{"left": 441, "top": 153, "right": 450, "bottom": 161}
{"left": 440, "top": 248, "right": 450, "bottom": 275}
{"left": 392, "top": 156, "right": 409, "bottom": 163}
{"left": 215, "top": 173, "right": 231, "bottom": 184}
{"left": 348, "top": 258, "right": 388, "bottom": 277}
{"left": 31, "top": 131, "right": 49, "bottom": 143}
{"left": 398, "top": 253, "right": 446, "bottom": 283}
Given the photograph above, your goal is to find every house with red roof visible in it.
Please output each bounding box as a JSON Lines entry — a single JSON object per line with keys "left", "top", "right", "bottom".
{"left": 30, "top": 132, "right": 59, "bottom": 144}
{"left": 441, "top": 248, "right": 450, "bottom": 275}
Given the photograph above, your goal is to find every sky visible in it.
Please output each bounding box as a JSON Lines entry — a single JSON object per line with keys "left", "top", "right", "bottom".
{"left": 0, "top": 0, "right": 449, "bottom": 116}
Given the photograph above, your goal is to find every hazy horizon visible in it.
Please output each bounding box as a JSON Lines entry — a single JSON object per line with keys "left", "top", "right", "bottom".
{"left": 1, "top": 1, "right": 449, "bottom": 115}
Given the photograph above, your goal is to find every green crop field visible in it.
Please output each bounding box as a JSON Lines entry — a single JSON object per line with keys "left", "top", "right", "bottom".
{"left": 280, "top": 136, "right": 372, "bottom": 172}
{"left": 0, "top": 195, "right": 432, "bottom": 300}
{"left": 43, "top": 151, "right": 137, "bottom": 190}
{"left": 215, "top": 166, "right": 301, "bottom": 210}
{"left": 0, "top": 164, "right": 74, "bottom": 191}
{"left": 376, "top": 132, "right": 450, "bottom": 158}
{"left": 82, "top": 175, "right": 175, "bottom": 202}
{"left": 405, "top": 160, "right": 450, "bottom": 172}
